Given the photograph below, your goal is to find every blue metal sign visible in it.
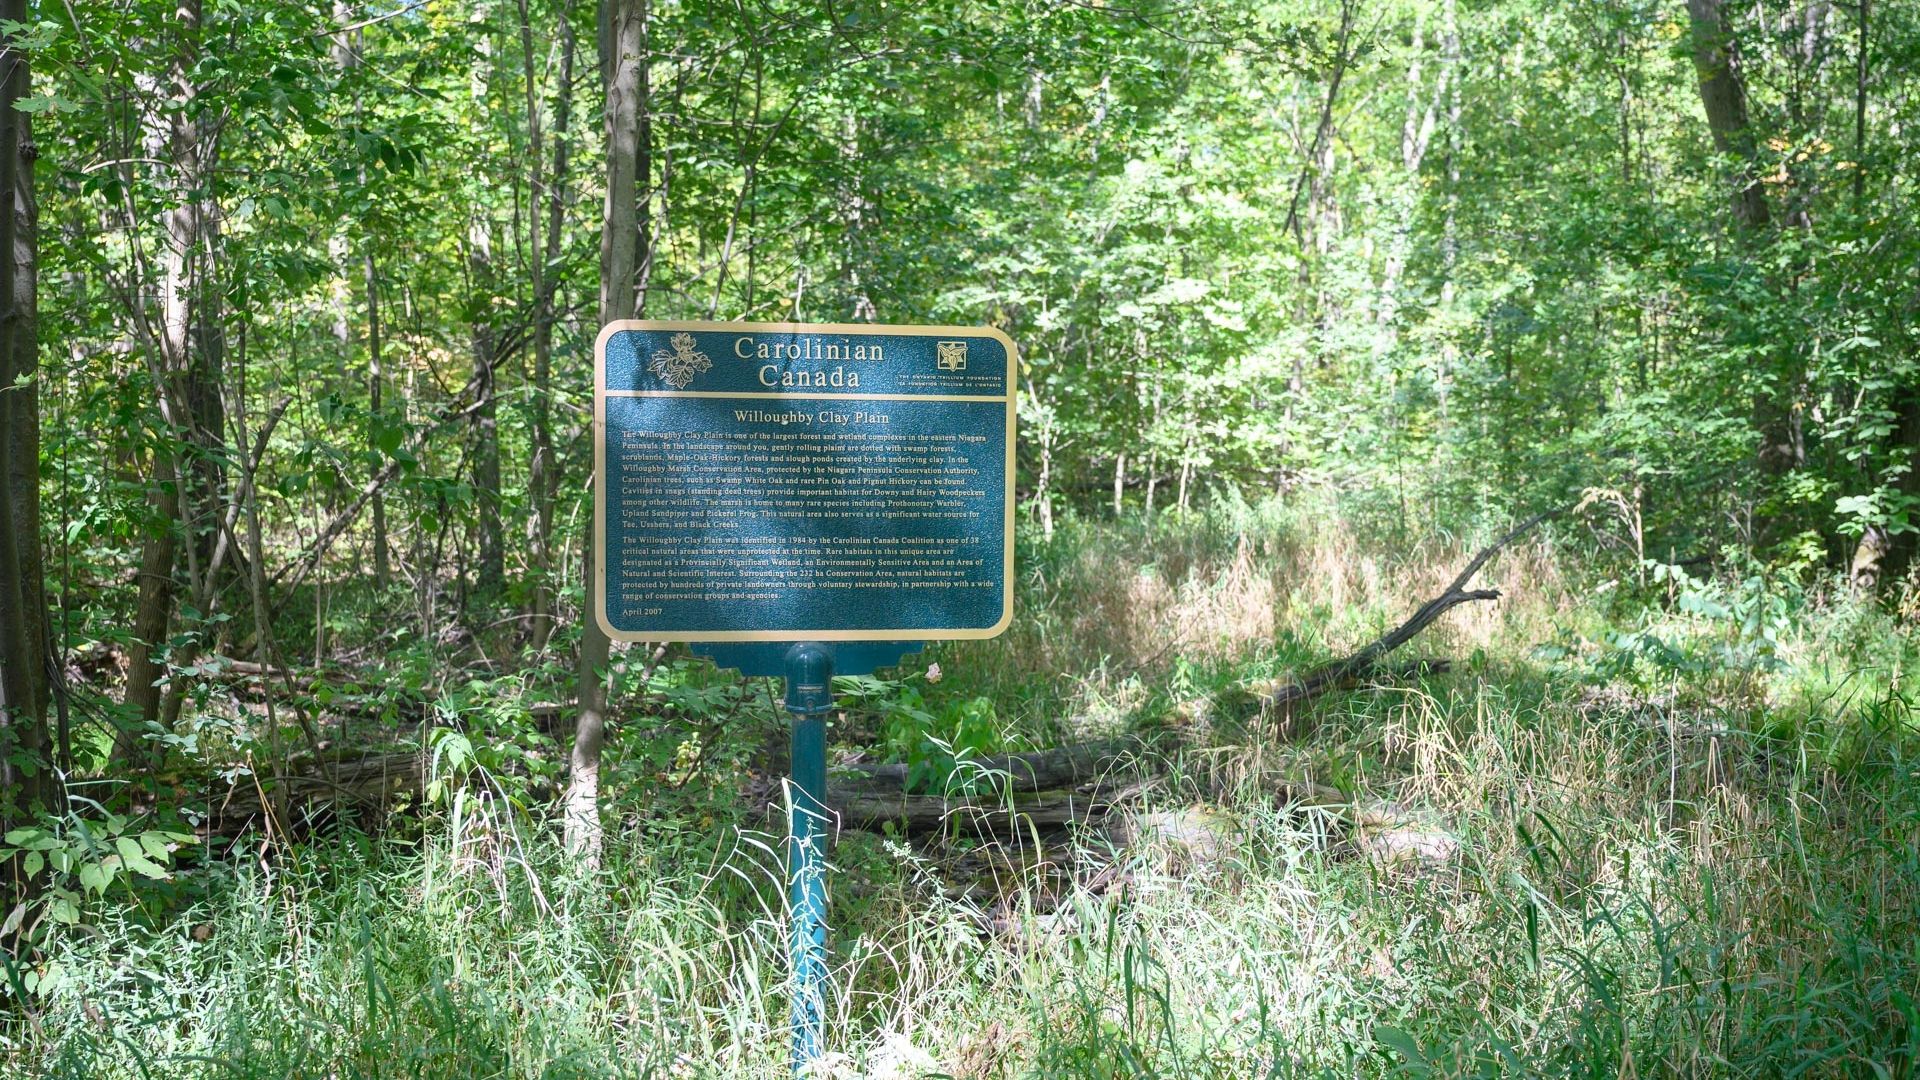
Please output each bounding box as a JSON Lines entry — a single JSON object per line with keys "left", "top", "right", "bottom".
{"left": 594, "top": 321, "right": 1017, "bottom": 643}
{"left": 593, "top": 320, "right": 1017, "bottom": 1074}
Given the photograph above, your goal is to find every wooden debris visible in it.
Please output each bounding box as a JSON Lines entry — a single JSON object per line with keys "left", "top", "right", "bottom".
{"left": 1105, "top": 807, "right": 1235, "bottom": 874}
{"left": 1352, "top": 802, "right": 1462, "bottom": 868}
{"left": 190, "top": 516, "right": 1555, "bottom": 849}
{"left": 1244, "top": 508, "right": 1557, "bottom": 716}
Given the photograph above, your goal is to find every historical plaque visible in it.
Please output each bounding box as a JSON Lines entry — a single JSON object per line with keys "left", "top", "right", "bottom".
{"left": 594, "top": 321, "right": 1017, "bottom": 642}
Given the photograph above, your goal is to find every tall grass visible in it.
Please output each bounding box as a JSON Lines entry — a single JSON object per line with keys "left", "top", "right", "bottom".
{"left": 7, "top": 499, "right": 1918, "bottom": 1077}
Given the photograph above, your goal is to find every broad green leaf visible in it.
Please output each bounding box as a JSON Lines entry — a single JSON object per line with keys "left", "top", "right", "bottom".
{"left": 116, "top": 837, "right": 169, "bottom": 880}
{"left": 48, "top": 896, "right": 79, "bottom": 925}
{"left": 138, "top": 832, "right": 173, "bottom": 863}
{"left": 79, "top": 860, "right": 113, "bottom": 894}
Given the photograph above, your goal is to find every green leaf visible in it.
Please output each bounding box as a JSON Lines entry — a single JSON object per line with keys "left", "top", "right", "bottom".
{"left": 1374, "top": 1026, "right": 1430, "bottom": 1070}
{"left": 78, "top": 860, "right": 112, "bottom": 895}
{"left": 138, "top": 832, "right": 173, "bottom": 864}
{"left": 115, "top": 836, "right": 168, "bottom": 879}
{"left": 13, "top": 92, "right": 81, "bottom": 115}
{"left": 47, "top": 896, "right": 78, "bottom": 925}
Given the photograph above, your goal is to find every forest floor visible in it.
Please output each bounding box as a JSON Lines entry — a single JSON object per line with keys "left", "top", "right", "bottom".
{"left": 13, "top": 499, "right": 1920, "bottom": 1078}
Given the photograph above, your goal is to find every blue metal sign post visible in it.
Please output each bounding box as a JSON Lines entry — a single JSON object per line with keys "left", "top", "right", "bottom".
{"left": 782, "top": 643, "right": 832, "bottom": 1066}
{"left": 593, "top": 321, "right": 1017, "bottom": 1074}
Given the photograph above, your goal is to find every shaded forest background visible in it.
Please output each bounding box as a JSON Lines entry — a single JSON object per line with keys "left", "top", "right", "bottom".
{"left": 1, "top": 0, "right": 1919, "bottom": 1075}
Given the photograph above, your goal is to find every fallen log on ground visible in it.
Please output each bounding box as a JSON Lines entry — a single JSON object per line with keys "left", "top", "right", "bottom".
{"left": 1248, "top": 508, "right": 1557, "bottom": 714}
{"left": 194, "top": 749, "right": 424, "bottom": 838}
{"left": 195, "top": 514, "right": 1558, "bottom": 840}
{"left": 816, "top": 773, "right": 1351, "bottom": 835}
{"left": 1191, "top": 657, "right": 1451, "bottom": 724}
{"left": 818, "top": 511, "right": 1558, "bottom": 833}
{"left": 835, "top": 738, "right": 1147, "bottom": 794}
{"left": 829, "top": 786, "right": 1115, "bottom": 832}
{"left": 206, "top": 657, "right": 570, "bottom": 731}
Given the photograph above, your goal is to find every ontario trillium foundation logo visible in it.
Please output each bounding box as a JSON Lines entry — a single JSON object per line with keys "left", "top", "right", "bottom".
{"left": 936, "top": 340, "right": 967, "bottom": 371}
{"left": 648, "top": 332, "right": 713, "bottom": 388}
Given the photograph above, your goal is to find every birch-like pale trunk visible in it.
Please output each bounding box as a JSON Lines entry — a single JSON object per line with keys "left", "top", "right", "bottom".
{"left": 1376, "top": 0, "right": 1451, "bottom": 343}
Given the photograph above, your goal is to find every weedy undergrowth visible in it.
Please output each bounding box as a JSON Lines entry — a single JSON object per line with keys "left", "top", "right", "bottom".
{"left": 6, "top": 501, "right": 1918, "bottom": 1078}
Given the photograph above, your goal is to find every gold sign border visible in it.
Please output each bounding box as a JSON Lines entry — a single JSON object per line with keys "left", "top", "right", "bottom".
{"left": 592, "top": 319, "right": 1019, "bottom": 643}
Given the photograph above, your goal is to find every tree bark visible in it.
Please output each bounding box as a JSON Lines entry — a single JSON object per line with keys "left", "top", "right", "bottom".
{"left": 123, "top": 0, "right": 226, "bottom": 763}
{"left": 1377, "top": 0, "right": 1452, "bottom": 342}
{"left": 119, "top": 487, "right": 178, "bottom": 763}
{"left": 364, "top": 249, "right": 389, "bottom": 588}
{"left": 570, "top": 0, "right": 648, "bottom": 866}
{"left": 1684, "top": 0, "right": 1770, "bottom": 229}
{"left": 468, "top": 216, "right": 504, "bottom": 597}
{"left": 0, "top": 1, "right": 53, "bottom": 827}
{"left": 1283, "top": 0, "right": 1358, "bottom": 249}
{"left": 1852, "top": 0, "right": 1868, "bottom": 206}
{"left": 1684, "top": 0, "right": 1807, "bottom": 488}
{"left": 525, "top": 0, "right": 576, "bottom": 652}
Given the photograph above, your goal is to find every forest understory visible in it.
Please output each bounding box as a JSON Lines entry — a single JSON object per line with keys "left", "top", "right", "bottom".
{"left": 9, "top": 500, "right": 1920, "bottom": 1078}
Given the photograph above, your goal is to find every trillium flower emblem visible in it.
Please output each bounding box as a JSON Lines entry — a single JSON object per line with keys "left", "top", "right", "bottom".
{"left": 647, "top": 332, "right": 713, "bottom": 389}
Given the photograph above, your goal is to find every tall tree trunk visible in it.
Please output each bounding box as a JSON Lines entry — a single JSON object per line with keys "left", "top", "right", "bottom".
{"left": 1284, "top": 0, "right": 1357, "bottom": 250}
{"left": 468, "top": 218, "right": 504, "bottom": 596}
{"left": 123, "top": 0, "right": 225, "bottom": 762}
{"left": 1851, "top": 0, "right": 1868, "bottom": 206}
{"left": 1177, "top": 429, "right": 1193, "bottom": 512}
{"left": 1841, "top": 2, "right": 1905, "bottom": 587}
{"left": 1027, "top": 377, "right": 1053, "bottom": 539}
{"left": 365, "top": 249, "right": 389, "bottom": 587}
{"left": 1684, "top": 0, "right": 1770, "bottom": 229}
{"left": 0, "top": 1, "right": 53, "bottom": 828}
{"left": 1436, "top": 0, "right": 1462, "bottom": 423}
{"left": 119, "top": 487, "right": 177, "bottom": 763}
{"left": 157, "top": 17, "right": 230, "bottom": 745}
{"left": 1280, "top": 0, "right": 1356, "bottom": 475}
{"left": 1683, "top": 0, "right": 1804, "bottom": 487}
{"left": 337, "top": 6, "right": 389, "bottom": 590}
{"left": 570, "top": 0, "right": 648, "bottom": 866}
{"left": 1376, "top": 0, "right": 1450, "bottom": 342}
{"left": 525, "top": 0, "right": 576, "bottom": 652}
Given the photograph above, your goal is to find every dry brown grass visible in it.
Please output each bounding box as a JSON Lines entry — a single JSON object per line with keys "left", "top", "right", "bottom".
{"left": 963, "top": 508, "right": 1585, "bottom": 736}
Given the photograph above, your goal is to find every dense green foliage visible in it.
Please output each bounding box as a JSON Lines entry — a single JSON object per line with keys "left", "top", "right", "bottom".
{"left": 24, "top": 0, "right": 1920, "bottom": 659}
{"left": 1, "top": 0, "right": 1918, "bottom": 1075}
